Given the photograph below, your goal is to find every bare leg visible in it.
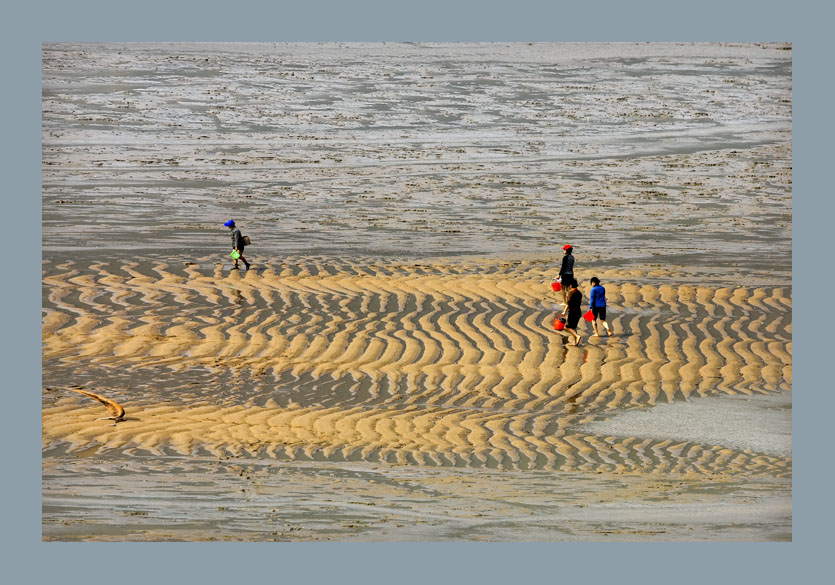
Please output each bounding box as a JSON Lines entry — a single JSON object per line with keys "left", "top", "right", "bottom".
{"left": 601, "top": 319, "right": 612, "bottom": 336}
{"left": 565, "top": 327, "right": 582, "bottom": 346}
{"left": 240, "top": 254, "right": 250, "bottom": 269}
{"left": 592, "top": 319, "right": 600, "bottom": 337}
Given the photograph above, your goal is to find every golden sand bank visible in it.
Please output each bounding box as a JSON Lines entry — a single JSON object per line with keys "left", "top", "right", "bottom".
{"left": 42, "top": 257, "right": 791, "bottom": 478}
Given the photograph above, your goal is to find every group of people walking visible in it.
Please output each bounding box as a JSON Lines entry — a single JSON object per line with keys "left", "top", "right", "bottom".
{"left": 222, "top": 221, "right": 610, "bottom": 347}
{"left": 555, "top": 245, "right": 613, "bottom": 347}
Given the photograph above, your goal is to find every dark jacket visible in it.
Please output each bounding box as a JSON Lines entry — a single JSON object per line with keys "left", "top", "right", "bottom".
{"left": 231, "top": 228, "right": 245, "bottom": 251}
{"left": 559, "top": 253, "right": 575, "bottom": 280}
{"left": 566, "top": 288, "right": 582, "bottom": 314}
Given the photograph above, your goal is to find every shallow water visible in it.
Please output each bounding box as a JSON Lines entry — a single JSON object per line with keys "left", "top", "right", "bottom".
{"left": 579, "top": 390, "right": 792, "bottom": 456}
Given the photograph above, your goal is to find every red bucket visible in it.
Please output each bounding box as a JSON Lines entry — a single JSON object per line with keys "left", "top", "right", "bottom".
{"left": 551, "top": 281, "right": 561, "bottom": 292}
{"left": 583, "top": 310, "right": 594, "bottom": 322}
{"left": 554, "top": 315, "right": 566, "bottom": 331}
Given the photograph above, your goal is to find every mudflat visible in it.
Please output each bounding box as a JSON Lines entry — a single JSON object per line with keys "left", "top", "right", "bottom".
{"left": 42, "top": 42, "right": 791, "bottom": 541}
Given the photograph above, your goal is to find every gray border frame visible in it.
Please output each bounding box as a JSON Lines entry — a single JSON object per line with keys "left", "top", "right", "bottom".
{"left": 8, "top": 0, "right": 822, "bottom": 582}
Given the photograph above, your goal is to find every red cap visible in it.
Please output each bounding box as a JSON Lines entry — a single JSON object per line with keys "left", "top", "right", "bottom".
{"left": 562, "top": 244, "right": 572, "bottom": 250}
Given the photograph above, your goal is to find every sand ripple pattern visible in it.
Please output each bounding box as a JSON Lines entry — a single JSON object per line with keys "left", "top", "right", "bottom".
{"left": 42, "top": 257, "right": 791, "bottom": 477}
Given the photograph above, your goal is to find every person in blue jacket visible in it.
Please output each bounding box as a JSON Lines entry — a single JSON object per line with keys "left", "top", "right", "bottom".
{"left": 588, "top": 276, "right": 612, "bottom": 337}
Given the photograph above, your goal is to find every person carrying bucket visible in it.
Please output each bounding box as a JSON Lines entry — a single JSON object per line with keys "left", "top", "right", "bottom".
{"left": 588, "top": 276, "right": 613, "bottom": 337}
{"left": 558, "top": 244, "right": 575, "bottom": 304}
{"left": 560, "top": 278, "right": 583, "bottom": 346}
{"left": 224, "top": 219, "right": 250, "bottom": 270}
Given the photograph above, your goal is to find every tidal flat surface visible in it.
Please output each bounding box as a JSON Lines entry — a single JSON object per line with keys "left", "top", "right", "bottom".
{"left": 43, "top": 42, "right": 792, "bottom": 272}
{"left": 42, "top": 43, "right": 792, "bottom": 541}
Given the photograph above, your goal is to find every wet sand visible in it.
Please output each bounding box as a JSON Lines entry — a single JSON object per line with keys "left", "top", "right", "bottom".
{"left": 43, "top": 458, "right": 790, "bottom": 542}
{"left": 42, "top": 42, "right": 792, "bottom": 269}
{"left": 42, "top": 43, "right": 791, "bottom": 541}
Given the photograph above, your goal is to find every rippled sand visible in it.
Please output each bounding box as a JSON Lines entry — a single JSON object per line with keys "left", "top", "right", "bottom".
{"left": 43, "top": 256, "right": 791, "bottom": 478}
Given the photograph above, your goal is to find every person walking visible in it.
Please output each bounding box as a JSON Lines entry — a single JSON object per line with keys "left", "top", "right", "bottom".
{"left": 560, "top": 278, "right": 583, "bottom": 346}
{"left": 558, "top": 244, "right": 575, "bottom": 304}
{"left": 588, "top": 276, "right": 613, "bottom": 337}
{"left": 224, "top": 219, "right": 250, "bottom": 270}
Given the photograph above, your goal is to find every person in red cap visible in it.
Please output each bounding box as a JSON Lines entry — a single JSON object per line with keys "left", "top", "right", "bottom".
{"left": 558, "top": 244, "right": 575, "bottom": 304}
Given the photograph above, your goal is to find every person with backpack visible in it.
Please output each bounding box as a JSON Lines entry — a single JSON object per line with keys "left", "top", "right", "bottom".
{"left": 588, "top": 276, "right": 613, "bottom": 337}
{"left": 224, "top": 219, "right": 250, "bottom": 270}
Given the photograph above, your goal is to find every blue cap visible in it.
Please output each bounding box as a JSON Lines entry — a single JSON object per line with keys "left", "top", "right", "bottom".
{"left": 224, "top": 220, "right": 235, "bottom": 227}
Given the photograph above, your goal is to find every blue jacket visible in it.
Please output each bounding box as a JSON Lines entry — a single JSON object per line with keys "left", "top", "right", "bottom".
{"left": 589, "top": 284, "right": 606, "bottom": 308}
